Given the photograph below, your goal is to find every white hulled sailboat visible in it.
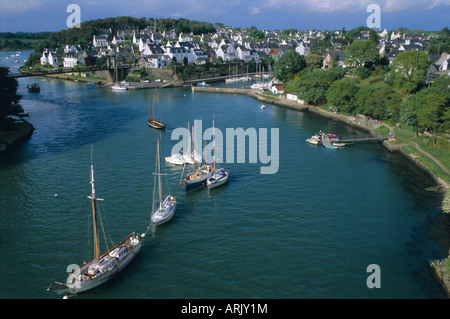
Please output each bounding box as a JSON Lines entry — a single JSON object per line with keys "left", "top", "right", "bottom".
{"left": 151, "top": 139, "right": 177, "bottom": 226}
{"left": 49, "top": 147, "right": 141, "bottom": 296}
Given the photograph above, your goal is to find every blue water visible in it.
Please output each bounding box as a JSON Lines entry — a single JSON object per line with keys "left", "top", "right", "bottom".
{"left": 0, "top": 50, "right": 449, "bottom": 299}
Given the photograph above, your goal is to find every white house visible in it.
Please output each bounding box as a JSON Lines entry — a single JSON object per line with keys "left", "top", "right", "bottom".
{"left": 270, "top": 83, "right": 285, "bottom": 94}
{"left": 40, "top": 48, "right": 59, "bottom": 67}
{"left": 141, "top": 43, "right": 165, "bottom": 57}
{"left": 215, "top": 41, "right": 236, "bottom": 61}
{"left": 93, "top": 35, "right": 108, "bottom": 48}
{"left": 112, "top": 36, "right": 125, "bottom": 45}
{"left": 165, "top": 43, "right": 196, "bottom": 63}
{"left": 151, "top": 32, "right": 163, "bottom": 44}
{"left": 193, "top": 49, "right": 209, "bottom": 64}
{"left": 178, "top": 32, "right": 193, "bottom": 42}
{"left": 295, "top": 41, "right": 311, "bottom": 56}
{"left": 63, "top": 52, "right": 85, "bottom": 68}
{"left": 64, "top": 44, "right": 81, "bottom": 54}
{"left": 139, "top": 55, "right": 170, "bottom": 69}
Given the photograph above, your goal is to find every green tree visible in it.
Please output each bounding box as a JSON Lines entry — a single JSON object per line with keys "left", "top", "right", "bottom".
{"left": 343, "top": 40, "right": 379, "bottom": 69}
{"left": 417, "top": 92, "right": 446, "bottom": 134}
{"left": 0, "top": 67, "right": 23, "bottom": 130}
{"left": 305, "top": 52, "right": 323, "bottom": 69}
{"left": 426, "top": 27, "right": 450, "bottom": 54}
{"left": 354, "top": 84, "right": 401, "bottom": 120}
{"left": 391, "top": 50, "right": 431, "bottom": 93}
{"left": 295, "top": 68, "right": 329, "bottom": 105}
{"left": 273, "top": 50, "right": 306, "bottom": 83}
{"left": 326, "top": 78, "right": 359, "bottom": 112}
{"left": 248, "top": 29, "right": 265, "bottom": 42}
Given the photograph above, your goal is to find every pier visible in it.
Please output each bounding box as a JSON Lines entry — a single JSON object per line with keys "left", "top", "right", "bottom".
{"left": 338, "top": 137, "right": 388, "bottom": 144}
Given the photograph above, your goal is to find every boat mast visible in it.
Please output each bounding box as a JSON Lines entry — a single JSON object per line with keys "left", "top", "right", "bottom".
{"left": 212, "top": 119, "right": 216, "bottom": 172}
{"left": 149, "top": 95, "right": 153, "bottom": 121}
{"left": 192, "top": 126, "right": 195, "bottom": 178}
{"left": 89, "top": 146, "right": 100, "bottom": 263}
{"left": 154, "top": 88, "right": 157, "bottom": 122}
{"left": 157, "top": 139, "right": 162, "bottom": 209}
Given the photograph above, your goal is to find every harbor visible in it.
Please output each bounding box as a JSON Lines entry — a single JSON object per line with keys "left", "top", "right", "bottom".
{"left": 1, "top": 50, "right": 449, "bottom": 298}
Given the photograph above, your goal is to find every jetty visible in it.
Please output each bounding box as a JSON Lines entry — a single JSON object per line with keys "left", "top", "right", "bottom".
{"left": 338, "top": 137, "right": 387, "bottom": 144}
{"left": 191, "top": 86, "right": 309, "bottom": 112}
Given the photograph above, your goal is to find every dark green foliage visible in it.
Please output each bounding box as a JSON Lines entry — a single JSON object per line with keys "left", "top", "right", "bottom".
{"left": 273, "top": 50, "right": 306, "bottom": 83}
{"left": 326, "top": 78, "right": 359, "bottom": 112}
{"left": 0, "top": 67, "right": 23, "bottom": 130}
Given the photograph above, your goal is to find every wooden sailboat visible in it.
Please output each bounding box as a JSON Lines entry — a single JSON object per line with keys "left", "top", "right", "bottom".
{"left": 150, "top": 139, "right": 177, "bottom": 226}
{"left": 148, "top": 88, "right": 166, "bottom": 129}
{"left": 49, "top": 147, "right": 141, "bottom": 296}
{"left": 184, "top": 126, "right": 213, "bottom": 192}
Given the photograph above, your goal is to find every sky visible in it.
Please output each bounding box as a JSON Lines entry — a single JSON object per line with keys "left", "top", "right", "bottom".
{"left": 0, "top": 0, "right": 449, "bottom": 33}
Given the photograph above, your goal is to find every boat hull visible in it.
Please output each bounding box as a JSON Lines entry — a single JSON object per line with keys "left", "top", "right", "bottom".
{"left": 165, "top": 153, "right": 186, "bottom": 165}
{"left": 207, "top": 169, "right": 229, "bottom": 189}
{"left": 148, "top": 119, "right": 166, "bottom": 129}
{"left": 66, "top": 234, "right": 141, "bottom": 294}
{"left": 185, "top": 165, "right": 212, "bottom": 192}
{"left": 151, "top": 196, "right": 177, "bottom": 226}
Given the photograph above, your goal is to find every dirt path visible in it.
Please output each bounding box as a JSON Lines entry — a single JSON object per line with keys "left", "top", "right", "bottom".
{"left": 382, "top": 123, "right": 450, "bottom": 176}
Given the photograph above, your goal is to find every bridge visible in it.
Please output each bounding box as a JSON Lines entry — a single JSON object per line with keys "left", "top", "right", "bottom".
{"left": 6, "top": 64, "right": 133, "bottom": 79}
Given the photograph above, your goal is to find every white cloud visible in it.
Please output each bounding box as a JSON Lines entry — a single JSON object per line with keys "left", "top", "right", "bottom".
{"left": 249, "top": 7, "right": 262, "bottom": 14}
{"left": 251, "top": 0, "right": 450, "bottom": 13}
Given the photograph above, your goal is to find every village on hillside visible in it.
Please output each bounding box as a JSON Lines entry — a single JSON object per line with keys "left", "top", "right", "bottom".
{"left": 35, "top": 24, "right": 450, "bottom": 85}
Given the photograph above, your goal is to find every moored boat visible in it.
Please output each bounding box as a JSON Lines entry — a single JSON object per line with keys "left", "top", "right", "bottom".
{"left": 111, "top": 85, "right": 127, "bottom": 90}
{"left": 150, "top": 139, "right": 176, "bottom": 226}
{"left": 48, "top": 147, "right": 141, "bottom": 296}
{"left": 207, "top": 167, "right": 229, "bottom": 189}
{"left": 206, "top": 119, "right": 229, "bottom": 189}
{"left": 147, "top": 89, "right": 166, "bottom": 129}
{"left": 306, "top": 134, "right": 322, "bottom": 145}
{"left": 165, "top": 152, "right": 186, "bottom": 165}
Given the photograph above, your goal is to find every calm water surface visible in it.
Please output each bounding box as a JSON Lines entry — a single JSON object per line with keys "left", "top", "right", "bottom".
{"left": 0, "top": 51, "right": 449, "bottom": 299}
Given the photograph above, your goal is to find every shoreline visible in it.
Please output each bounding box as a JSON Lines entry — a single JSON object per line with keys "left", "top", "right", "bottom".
{"left": 192, "top": 85, "right": 450, "bottom": 298}
{"left": 192, "top": 86, "right": 449, "bottom": 190}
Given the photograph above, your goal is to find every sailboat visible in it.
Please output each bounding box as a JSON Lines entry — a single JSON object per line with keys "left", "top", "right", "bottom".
{"left": 151, "top": 139, "right": 177, "bottom": 226}
{"left": 148, "top": 88, "right": 166, "bottom": 129}
{"left": 165, "top": 152, "right": 186, "bottom": 165}
{"left": 182, "top": 122, "right": 202, "bottom": 164}
{"left": 49, "top": 147, "right": 141, "bottom": 295}
{"left": 184, "top": 126, "right": 213, "bottom": 192}
{"left": 207, "top": 119, "right": 229, "bottom": 189}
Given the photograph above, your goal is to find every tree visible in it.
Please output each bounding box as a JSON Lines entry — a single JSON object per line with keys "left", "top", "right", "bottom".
{"left": 295, "top": 68, "right": 329, "bottom": 105}
{"left": 343, "top": 40, "right": 379, "bottom": 69}
{"left": 0, "top": 67, "right": 23, "bottom": 131}
{"left": 305, "top": 52, "right": 322, "bottom": 69}
{"left": 391, "top": 50, "right": 431, "bottom": 93}
{"left": 326, "top": 78, "right": 359, "bottom": 112}
{"left": 273, "top": 50, "right": 306, "bottom": 83}
{"left": 417, "top": 92, "right": 446, "bottom": 135}
{"left": 426, "top": 28, "right": 450, "bottom": 54}
{"left": 248, "top": 29, "right": 264, "bottom": 42}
